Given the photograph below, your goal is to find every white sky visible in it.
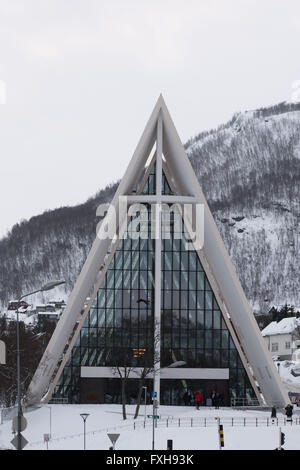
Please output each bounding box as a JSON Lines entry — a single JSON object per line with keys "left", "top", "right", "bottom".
{"left": 0, "top": 0, "right": 300, "bottom": 238}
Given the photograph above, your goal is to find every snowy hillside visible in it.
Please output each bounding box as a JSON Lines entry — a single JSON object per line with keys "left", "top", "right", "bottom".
{"left": 0, "top": 101, "right": 299, "bottom": 312}
{"left": 187, "top": 101, "right": 300, "bottom": 311}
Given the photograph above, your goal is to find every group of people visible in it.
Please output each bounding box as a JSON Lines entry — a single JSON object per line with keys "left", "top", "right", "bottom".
{"left": 183, "top": 389, "right": 224, "bottom": 409}
{"left": 271, "top": 403, "right": 294, "bottom": 422}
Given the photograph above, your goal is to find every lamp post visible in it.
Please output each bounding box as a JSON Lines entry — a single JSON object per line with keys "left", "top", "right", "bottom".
{"left": 16, "top": 279, "right": 65, "bottom": 451}
{"left": 137, "top": 295, "right": 158, "bottom": 448}
{"left": 80, "top": 413, "right": 90, "bottom": 450}
{"left": 142, "top": 386, "right": 147, "bottom": 426}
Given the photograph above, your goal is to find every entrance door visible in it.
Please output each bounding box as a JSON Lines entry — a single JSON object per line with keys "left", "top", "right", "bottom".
{"left": 80, "top": 378, "right": 104, "bottom": 404}
{"left": 160, "top": 379, "right": 229, "bottom": 406}
{"left": 205, "top": 380, "right": 229, "bottom": 406}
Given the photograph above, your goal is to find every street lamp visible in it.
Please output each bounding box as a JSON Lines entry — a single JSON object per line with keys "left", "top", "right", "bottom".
{"left": 80, "top": 413, "right": 90, "bottom": 450}
{"left": 16, "top": 279, "right": 65, "bottom": 451}
{"left": 137, "top": 295, "right": 158, "bottom": 449}
{"left": 142, "top": 386, "right": 147, "bottom": 427}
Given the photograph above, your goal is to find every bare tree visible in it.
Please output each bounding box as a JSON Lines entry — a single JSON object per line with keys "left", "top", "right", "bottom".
{"left": 111, "top": 347, "right": 134, "bottom": 421}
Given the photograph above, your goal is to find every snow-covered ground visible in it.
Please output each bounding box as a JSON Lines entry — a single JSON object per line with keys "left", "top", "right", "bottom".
{"left": 279, "top": 361, "right": 300, "bottom": 392}
{"left": 1, "top": 404, "right": 300, "bottom": 450}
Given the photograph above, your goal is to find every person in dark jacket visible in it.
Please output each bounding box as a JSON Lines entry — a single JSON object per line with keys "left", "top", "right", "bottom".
{"left": 214, "top": 392, "right": 220, "bottom": 409}
{"left": 271, "top": 406, "right": 277, "bottom": 422}
{"left": 285, "top": 404, "right": 293, "bottom": 421}
{"left": 183, "top": 391, "right": 189, "bottom": 406}
{"left": 219, "top": 393, "right": 224, "bottom": 407}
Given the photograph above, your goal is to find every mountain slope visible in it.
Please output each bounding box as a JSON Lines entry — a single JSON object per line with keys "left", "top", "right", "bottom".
{"left": 0, "top": 101, "right": 299, "bottom": 312}
{"left": 187, "top": 101, "right": 300, "bottom": 311}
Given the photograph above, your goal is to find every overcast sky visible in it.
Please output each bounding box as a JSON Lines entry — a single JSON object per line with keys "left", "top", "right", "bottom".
{"left": 0, "top": 0, "right": 299, "bottom": 238}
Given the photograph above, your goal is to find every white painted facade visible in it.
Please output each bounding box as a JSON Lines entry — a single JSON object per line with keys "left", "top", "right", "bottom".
{"left": 264, "top": 333, "right": 293, "bottom": 359}
{"left": 81, "top": 367, "right": 230, "bottom": 380}
{"left": 262, "top": 317, "right": 300, "bottom": 360}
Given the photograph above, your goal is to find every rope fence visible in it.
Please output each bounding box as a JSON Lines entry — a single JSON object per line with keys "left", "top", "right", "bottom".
{"left": 25, "top": 414, "right": 300, "bottom": 448}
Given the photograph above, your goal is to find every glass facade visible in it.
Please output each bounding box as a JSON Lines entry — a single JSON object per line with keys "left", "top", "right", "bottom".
{"left": 52, "top": 164, "right": 256, "bottom": 405}
{"left": 140, "top": 161, "right": 173, "bottom": 196}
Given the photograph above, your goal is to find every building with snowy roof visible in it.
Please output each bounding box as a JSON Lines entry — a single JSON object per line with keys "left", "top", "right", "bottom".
{"left": 262, "top": 317, "right": 300, "bottom": 360}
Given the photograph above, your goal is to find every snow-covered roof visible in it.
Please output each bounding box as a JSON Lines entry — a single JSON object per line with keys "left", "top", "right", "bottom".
{"left": 262, "top": 317, "right": 300, "bottom": 336}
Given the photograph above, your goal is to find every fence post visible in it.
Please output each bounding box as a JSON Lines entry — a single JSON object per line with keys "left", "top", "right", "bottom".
{"left": 191, "top": 418, "right": 193, "bottom": 427}
{"left": 204, "top": 418, "right": 206, "bottom": 427}
{"left": 178, "top": 418, "right": 180, "bottom": 428}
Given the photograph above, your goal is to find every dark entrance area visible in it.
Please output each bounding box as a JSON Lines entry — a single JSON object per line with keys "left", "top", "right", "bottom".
{"left": 160, "top": 379, "right": 229, "bottom": 406}
{"left": 79, "top": 377, "right": 229, "bottom": 406}
{"left": 80, "top": 378, "right": 104, "bottom": 404}
{"left": 79, "top": 377, "right": 154, "bottom": 404}
{"left": 104, "top": 378, "right": 154, "bottom": 404}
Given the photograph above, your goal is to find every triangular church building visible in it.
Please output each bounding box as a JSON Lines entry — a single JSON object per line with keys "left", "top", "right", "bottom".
{"left": 26, "top": 96, "right": 288, "bottom": 407}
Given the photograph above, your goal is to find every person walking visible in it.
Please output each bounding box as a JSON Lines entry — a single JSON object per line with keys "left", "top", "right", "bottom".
{"left": 194, "top": 391, "right": 201, "bottom": 410}
{"left": 271, "top": 406, "right": 277, "bottom": 423}
{"left": 183, "top": 390, "right": 189, "bottom": 406}
{"left": 219, "top": 393, "right": 224, "bottom": 407}
{"left": 285, "top": 403, "right": 293, "bottom": 422}
{"left": 214, "top": 392, "right": 220, "bottom": 409}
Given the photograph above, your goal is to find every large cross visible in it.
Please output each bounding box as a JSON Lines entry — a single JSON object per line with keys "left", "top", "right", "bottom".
{"left": 124, "top": 114, "right": 200, "bottom": 405}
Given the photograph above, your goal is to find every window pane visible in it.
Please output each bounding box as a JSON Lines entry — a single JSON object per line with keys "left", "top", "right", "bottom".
{"left": 197, "top": 271, "right": 204, "bottom": 290}
{"left": 205, "top": 291, "right": 213, "bottom": 310}
{"left": 213, "top": 310, "right": 221, "bottom": 329}
{"left": 205, "top": 330, "right": 212, "bottom": 348}
{"left": 189, "top": 252, "right": 196, "bottom": 271}
{"left": 221, "top": 330, "right": 229, "bottom": 349}
{"left": 197, "top": 291, "right": 204, "bottom": 309}
{"left": 196, "top": 330, "right": 204, "bottom": 348}
{"left": 180, "top": 271, "right": 188, "bottom": 289}
{"left": 205, "top": 311, "right": 213, "bottom": 329}
{"left": 197, "top": 311, "right": 204, "bottom": 329}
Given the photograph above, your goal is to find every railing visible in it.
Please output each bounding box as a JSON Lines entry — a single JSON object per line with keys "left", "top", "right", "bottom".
{"left": 48, "top": 398, "right": 68, "bottom": 404}
{"left": 230, "top": 398, "right": 260, "bottom": 407}
{"left": 141, "top": 416, "right": 300, "bottom": 429}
